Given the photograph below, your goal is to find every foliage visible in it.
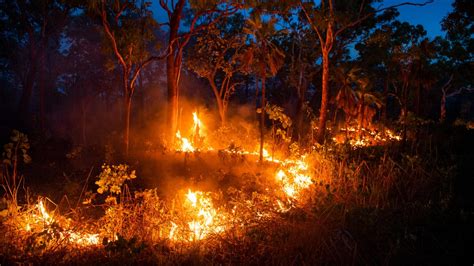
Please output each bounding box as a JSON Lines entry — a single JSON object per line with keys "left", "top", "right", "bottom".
{"left": 2, "top": 130, "right": 31, "bottom": 166}
{"left": 242, "top": 14, "right": 285, "bottom": 77}
{"left": 1, "top": 130, "right": 31, "bottom": 205}
{"left": 266, "top": 103, "right": 292, "bottom": 145}
{"left": 95, "top": 164, "right": 136, "bottom": 195}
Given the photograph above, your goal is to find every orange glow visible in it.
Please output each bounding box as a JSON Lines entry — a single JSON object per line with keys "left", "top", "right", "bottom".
{"left": 176, "top": 130, "right": 195, "bottom": 152}
{"left": 21, "top": 199, "right": 100, "bottom": 246}
{"left": 333, "top": 127, "right": 402, "bottom": 148}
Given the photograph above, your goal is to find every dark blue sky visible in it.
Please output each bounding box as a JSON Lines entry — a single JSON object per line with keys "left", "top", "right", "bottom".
{"left": 381, "top": 0, "right": 453, "bottom": 38}
{"left": 151, "top": 0, "right": 454, "bottom": 39}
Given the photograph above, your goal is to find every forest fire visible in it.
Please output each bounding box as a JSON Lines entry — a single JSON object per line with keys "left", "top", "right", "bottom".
{"left": 174, "top": 112, "right": 207, "bottom": 152}
{"left": 20, "top": 200, "right": 99, "bottom": 247}
{"left": 2, "top": 0, "right": 469, "bottom": 262}
{"left": 185, "top": 189, "right": 225, "bottom": 241}
{"left": 333, "top": 126, "right": 402, "bottom": 148}
{"left": 275, "top": 157, "right": 313, "bottom": 199}
{"left": 165, "top": 190, "right": 226, "bottom": 241}
{"left": 175, "top": 130, "right": 195, "bottom": 152}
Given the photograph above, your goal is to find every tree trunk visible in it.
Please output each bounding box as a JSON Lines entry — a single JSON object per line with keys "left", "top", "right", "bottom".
{"left": 295, "top": 65, "right": 306, "bottom": 141}
{"left": 415, "top": 82, "right": 421, "bottom": 116}
{"left": 39, "top": 47, "right": 46, "bottom": 131}
{"left": 382, "top": 72, "right": 389, "bottom": 126}
{"left": 81, "top": 99, "right": 87, "bottom": 145}
{"left": 209, "top": 79, "right": 226, "bottom": 127}
{"left": 358, "top": 92, "right": 365, "bottom": 138}
{"left": 165, "top": 0, "right": 185, "bottom": 142}
{"left": 259, "top": 72, "right": 266, "bottom": 162}
{"left": 18, "top": 48, "right": 38, "bottom": 124}
{"left": 316, "top": 50, "right": 330, "bottom": 143}
{"left": 440, "top": 91, "right": 446, "bottom": 122}
{"left": 124, "top": 92, "right": 132, "bottom": 155}
{"left": 166, "top": 55, "right": 179, "bottom": 140}
{"left": 295, "top": 97, "right": 305, "bottom": 141}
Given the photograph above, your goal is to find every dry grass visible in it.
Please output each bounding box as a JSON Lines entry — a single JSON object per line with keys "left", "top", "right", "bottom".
{"left": 1, "top": 126, "right": 472, "bottom": 265}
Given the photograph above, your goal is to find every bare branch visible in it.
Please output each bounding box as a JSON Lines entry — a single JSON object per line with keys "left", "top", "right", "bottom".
{"left": 101, "top": 0, "right": 127, "bottom": 69}
{"left": 299, "top": 0, "right": 325, "bottom": 47}
{"left": 441, "top": 74, "right": 454, "bottom": 94}
{"left": 115, "top": 2, "right": 129, "bottom": 25}
{"left": 178, "top": 4, "right": 240, "bottom": 47}
{"left": 159, "top": 0, "right": 172, "bottom": 19}
{"left": 129, "top": 41, "right": 175, "bottom": 88}
{"left": 334, "top": 0, "right": 434, "bottom": 37}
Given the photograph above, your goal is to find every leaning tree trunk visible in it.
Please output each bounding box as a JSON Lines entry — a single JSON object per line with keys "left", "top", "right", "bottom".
{"left": 316, "top": 50, "right": 330, "bottom": 144}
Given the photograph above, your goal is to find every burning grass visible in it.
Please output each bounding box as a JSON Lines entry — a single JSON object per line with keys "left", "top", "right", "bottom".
{"left": 332, "top": 125, "right": 402, "bottom": 148}
{"left": 1, "top": 113, "right": 469, "bottom": 264}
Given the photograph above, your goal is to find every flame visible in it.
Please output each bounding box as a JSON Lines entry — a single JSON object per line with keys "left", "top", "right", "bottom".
{"left": 14, "top": 110, "right": 319, "bottom": 248}
{"left": 169, "top": 222, "right": 178, "bottom": 240}
{"left": 333, "top": 127, "right": 402, "bottom": 148}
{"left": 192, "top": 112, "right": 202, "bottom": 134}
{"left": 174, "top": 112, "right": 206, "bottom": 152}
{"left": 185, "top": 189, "right": 224, "bottom": 241}
{"left": 176, "top": 130, "right": 195, "bottom": 152}
{"left": 21, "top": 199, "right": 99, "bottom": 246}
{"left": 37, "top": 200, "right": 53, "bottom": 224}
{"left": 275, "top": 157, "right": 313, "bottom": 199}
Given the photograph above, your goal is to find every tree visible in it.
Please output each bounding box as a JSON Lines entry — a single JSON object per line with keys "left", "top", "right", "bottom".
{"left": 299, "top": 0, "right": 433, "bottom": 143}
{"left": 441, "top": 0, "right": 473, "bottom": 63}
{"left": 275, "top": 18, "right": 320, "bottom": 141}
{"left": 389, "top": 25, "right": 428, "bottom": 132}
{"left": 158, "top": 0, "right": 240, "bottom": 141}
{"left": 334, "top": 66, "right": 382, "bottom": 136}
{"left": 186, "top": 15, "right": 246, "bottom": 126}
{"left": 1, "top": 0, "right": 72, "bottom": 128}
{"left": 438, "top": 0, "right": 474, "bottom": 121}
{"left": 95, "top": 0, "right": 168, "bottom": 155}
{"left": 243, "top": 14, "right": 285, "bottom": 162}
{"left": 60, "top": 14, "right": 112, "bottom": 145}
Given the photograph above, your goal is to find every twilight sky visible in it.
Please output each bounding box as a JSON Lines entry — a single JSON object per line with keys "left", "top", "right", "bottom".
{"left": 380, "top": 0, "right": 454, "bottom": 38}
{"left": 151, "top": 0, "right": 454, "bottom": 39}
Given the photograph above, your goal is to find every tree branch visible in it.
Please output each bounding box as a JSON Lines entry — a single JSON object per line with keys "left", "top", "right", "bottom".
{"left": 334, "top": 0, "right": 434, "bottom": 37}
{"left": 115, "top": 1, "right": 130, "bottom": 25}
{"left": 101, "top": 0, "right": 127, "bottom": 69}
{"left": 129, "top": 42, "right": 175, "bottom": 89}
{"left": 299, "top": 0, "right": 325, "bottom": 48}
{"left": 159, "top": 0, "right": 172, "bottom": 19}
